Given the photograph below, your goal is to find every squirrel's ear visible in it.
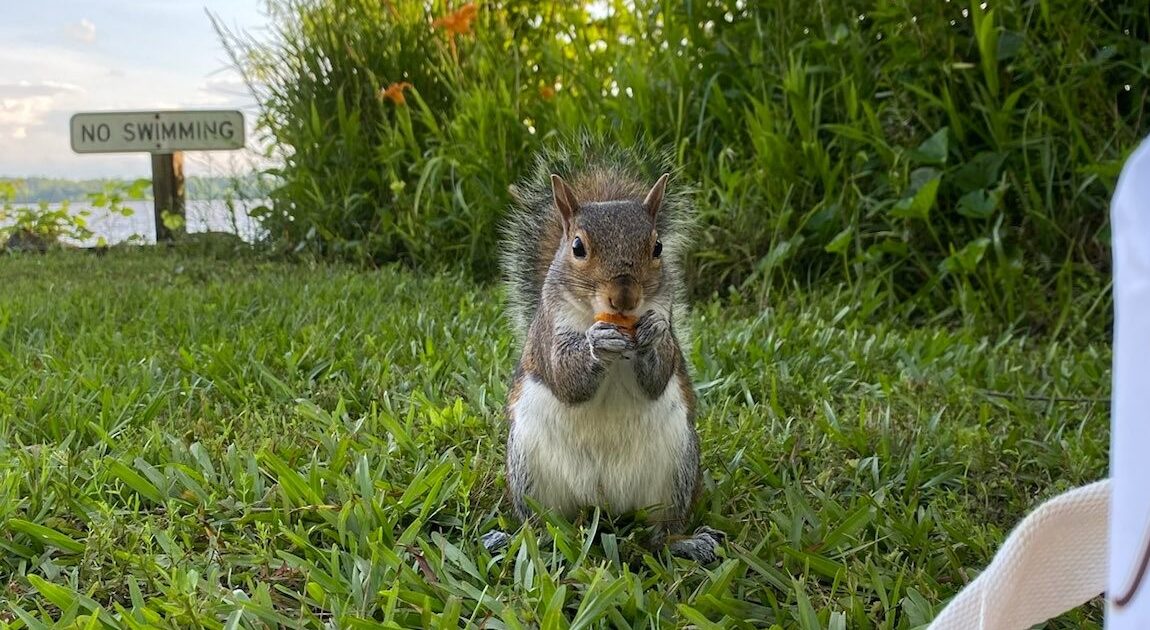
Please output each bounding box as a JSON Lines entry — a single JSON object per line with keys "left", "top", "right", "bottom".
{"left": 643, "top": 173, "right": 670, "bottom": 219}
{"left": 550, "top": 174, "right": 578, "bottom": 231}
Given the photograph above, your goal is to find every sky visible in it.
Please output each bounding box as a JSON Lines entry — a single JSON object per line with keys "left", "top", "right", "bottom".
{"left": 0, "top": 1, "right": 269, "bottom": 179}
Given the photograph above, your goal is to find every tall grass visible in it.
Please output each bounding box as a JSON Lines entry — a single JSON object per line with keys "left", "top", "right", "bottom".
{"left": 216, "top": 0, "right": 1148, "bottom": 334}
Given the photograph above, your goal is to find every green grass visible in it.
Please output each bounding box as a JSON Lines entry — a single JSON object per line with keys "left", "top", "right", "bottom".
{"left": 0, "top": 249, "right": 1110, "bottom": 628}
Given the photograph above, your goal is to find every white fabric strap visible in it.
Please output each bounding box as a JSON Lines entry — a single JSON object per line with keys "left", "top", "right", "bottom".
{"left": 927, "top": 480, "right": 1110, "bottom": 629}
{"left": 928, "top": 135, "right": 1150, "bottom": 628}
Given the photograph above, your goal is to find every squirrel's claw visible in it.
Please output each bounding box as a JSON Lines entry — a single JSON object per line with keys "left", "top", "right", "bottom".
{"left": 481, "top": 530, "right": 513, "bottom": 553}
{"left": 587, "top": 322, "right": 634, "bottom": 361}
{"left": 668, "top": 526, "right": 725, "bottom": 564}
{"left": 635, "top": 309, "right": 668, "bottom": 350}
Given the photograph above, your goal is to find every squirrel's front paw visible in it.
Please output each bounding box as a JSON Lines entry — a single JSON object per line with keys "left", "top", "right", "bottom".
{"left": 587, "top": 321, "right": 635, "bottom": 361}
{"left": 635, "top": 310, "right": 669, "bottom": 350}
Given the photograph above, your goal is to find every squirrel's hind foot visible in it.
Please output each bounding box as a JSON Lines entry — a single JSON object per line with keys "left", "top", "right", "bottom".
{"left": 668, "top": 526, "right": 725, "bottom": 564}
{"left": 481, "top": 530, "right": 513, "bottom": 553}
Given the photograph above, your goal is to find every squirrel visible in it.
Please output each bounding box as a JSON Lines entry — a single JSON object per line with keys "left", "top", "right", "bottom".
{"left": 481, "top": 140, "right": 723, "bottom": 563}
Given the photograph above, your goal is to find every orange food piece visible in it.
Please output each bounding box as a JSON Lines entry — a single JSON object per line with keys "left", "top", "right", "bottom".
{"left": 595, "top": 312, "right": 637, "bottom": 335}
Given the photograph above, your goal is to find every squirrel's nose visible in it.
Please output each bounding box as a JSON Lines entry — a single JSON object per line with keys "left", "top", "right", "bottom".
{"left": 607, "top": 275, "right": 641, "bottom": 312}
{"left": 608, "top": 296, "right": 637, "bottom": 312}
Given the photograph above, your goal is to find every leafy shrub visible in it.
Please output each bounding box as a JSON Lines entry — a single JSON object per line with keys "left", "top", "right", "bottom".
{"left": 219, "top": 0, "right": 1148, "bottom": 331}
{"left": 1, "top": 180, "right": 147, "bottom": 251}
{"left": 1, "top": 182, "right": 95, "bottom": 251}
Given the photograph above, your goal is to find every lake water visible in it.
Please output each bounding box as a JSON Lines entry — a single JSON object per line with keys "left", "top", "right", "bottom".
{"left": 3, "top": 199, "right": 267, "bottom": 247}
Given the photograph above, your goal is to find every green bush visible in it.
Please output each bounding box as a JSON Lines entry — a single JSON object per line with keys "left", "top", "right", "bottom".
{"left": 218, "top": 0, "right": 1147, "bottom": 332}
{"left": 1, "top": 180, "right": 146, "bottom": 251}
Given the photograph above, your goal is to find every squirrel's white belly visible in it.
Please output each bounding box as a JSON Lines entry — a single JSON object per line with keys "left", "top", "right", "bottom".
{"left": 511, "top": 359, "right": 692, "bottom": 518}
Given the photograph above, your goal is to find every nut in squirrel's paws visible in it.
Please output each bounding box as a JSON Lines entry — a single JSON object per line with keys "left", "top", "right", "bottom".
{"left": 594, "top": 312, "right": 638, "bottom": 337}
{"left": 668, "top": 526, "right": 726, "bottom": 564}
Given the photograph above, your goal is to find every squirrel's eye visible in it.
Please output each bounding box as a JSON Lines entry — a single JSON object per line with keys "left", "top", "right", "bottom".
{"left": 653, "top": 240, "right": 663, "bottom": 259}
{"left": 572, "top": 236, "right": 587, "bottom": 259}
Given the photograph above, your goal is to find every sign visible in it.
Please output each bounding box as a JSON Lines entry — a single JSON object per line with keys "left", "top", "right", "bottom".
{"left": 69, "top": 109, "right": 246, "bottom": 242}
{"left": 70, "top": 110, "right": 244, "bottom": 154}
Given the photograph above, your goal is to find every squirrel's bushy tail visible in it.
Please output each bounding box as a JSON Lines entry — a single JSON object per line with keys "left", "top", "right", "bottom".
{"left": 500, "top": 135, "right": 695, "bottom": 337}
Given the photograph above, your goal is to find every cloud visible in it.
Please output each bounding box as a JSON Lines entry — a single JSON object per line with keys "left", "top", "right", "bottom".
{"left": 0, "top": 81, "right": 84, "bottom": 99}
{"left": 67, "top": 18, "right": 97, "bottom": 44}
{"left": 200, "top": 73, "right": 246, "bottom": 95}
{"left": 191, "top": 71, "right": 255, "bottom": 108}
{"left": 0, "top": 96, "right": 54, "bottom": 139}
{"left": 0, "top": 81, "right": 85, "bottom": 140}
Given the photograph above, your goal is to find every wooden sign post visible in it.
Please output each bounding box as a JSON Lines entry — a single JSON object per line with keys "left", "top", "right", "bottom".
{"left": 151, "top": 152, "right": 185, "bottom": 242}
{"left": 70, "top": 110, "right": 245, "bottom": 242}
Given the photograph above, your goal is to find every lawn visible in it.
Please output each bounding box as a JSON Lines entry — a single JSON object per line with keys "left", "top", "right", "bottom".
{"left": 0, "top": 248, "right": 1111, "bottom": 628}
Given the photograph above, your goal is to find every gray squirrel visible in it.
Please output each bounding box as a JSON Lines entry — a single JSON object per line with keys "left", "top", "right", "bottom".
{"left": 481, "top": 141, "right": 723, "bottom": 563}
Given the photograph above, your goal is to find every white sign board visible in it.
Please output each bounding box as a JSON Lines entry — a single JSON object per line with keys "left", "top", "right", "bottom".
{"left": 70, "top": 110, "right": 244, "bottom": 154}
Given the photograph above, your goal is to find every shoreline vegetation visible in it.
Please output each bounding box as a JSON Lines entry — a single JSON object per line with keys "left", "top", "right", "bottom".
{"left": 0, "top": 175, "right": 266, "bottom": 204}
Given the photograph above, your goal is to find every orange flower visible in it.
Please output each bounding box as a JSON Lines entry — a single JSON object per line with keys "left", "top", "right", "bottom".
{"left": 379, "top": 81, "right": 412, "bottom": 105}
{"left": 539, "top": 84, "right": 556, "bottom": 101}
{"left": 433, "top": 3, "right": 478, "bottom": 35}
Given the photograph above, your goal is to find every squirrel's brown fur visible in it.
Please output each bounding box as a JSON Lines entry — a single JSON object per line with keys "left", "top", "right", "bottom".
{"left": 500, "top": 136, "right": 694, "bottom": 340}
{"left": 485, "top": 136, "right": 723, "bottom": 563}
